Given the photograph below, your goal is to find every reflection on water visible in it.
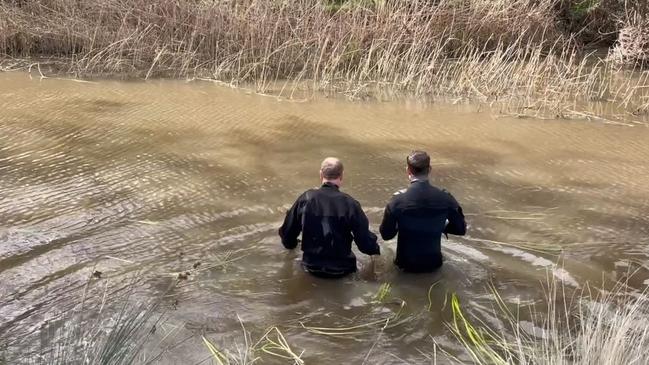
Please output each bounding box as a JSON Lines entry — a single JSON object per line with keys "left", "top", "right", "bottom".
{"left": 1, "top": 72, "right": 649, "bottom": 363}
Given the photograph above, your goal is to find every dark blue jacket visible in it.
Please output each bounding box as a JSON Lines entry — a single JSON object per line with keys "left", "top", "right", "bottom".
{"left": 380, "top": 179, "right": 466, "bottom": 272}
{"left": 279, "top": 182, "right": 380, "bottom": 276}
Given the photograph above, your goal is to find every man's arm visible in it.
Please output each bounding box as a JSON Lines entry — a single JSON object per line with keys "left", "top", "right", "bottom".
{"left": 278, "top": 194, "right": 304, "bottom": 249}
{"left": 351, "top": 201, "right": 380, "bottom": 256}
{"left": 444, "top": 194, "right": 466, "bottom": 236}
{"left": 379, "top": 202, "right": 398, "bottom": 241}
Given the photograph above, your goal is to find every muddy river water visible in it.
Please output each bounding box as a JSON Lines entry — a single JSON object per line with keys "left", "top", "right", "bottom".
{"left": 1, "top": 72, "right": 649, "bottom": 364}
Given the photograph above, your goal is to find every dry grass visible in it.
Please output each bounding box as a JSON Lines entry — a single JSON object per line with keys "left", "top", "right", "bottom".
{"left": 446, "top": 280, "right": 649, "bottom": 364}
{"left": 1, "top": 275, "right": 168, "bottom": 365}
{"left": 610, "top": 12, "right": 649, "bottom": 66}
{"left": 1, "top": 0, "right": 649, "bottom": 118}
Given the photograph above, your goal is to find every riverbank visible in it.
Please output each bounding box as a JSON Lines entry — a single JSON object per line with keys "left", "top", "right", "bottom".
{"left": 2, "top": 0, "right": 649, "bottom": 120}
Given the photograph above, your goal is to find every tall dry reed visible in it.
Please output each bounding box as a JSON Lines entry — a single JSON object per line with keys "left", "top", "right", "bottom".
{"left": 448, "top": 280, "right": 649, "bottom": 364}
{"left": 1, "top": 0, "right": 648, "bottom": 118}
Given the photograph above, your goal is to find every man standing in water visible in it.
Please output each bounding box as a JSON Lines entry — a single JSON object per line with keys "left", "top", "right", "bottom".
{"left": 380, "top": 151, "right": 466, "bottom": 272}
{"left": 279, "top": 157, "right": 380, "bottom": 278}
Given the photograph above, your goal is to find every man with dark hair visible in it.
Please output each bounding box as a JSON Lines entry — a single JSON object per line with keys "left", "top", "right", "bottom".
{"left": 279, "top": 157, "right": 380, "bottom": 278}
{"left": 380, "top": 151, "right": 466, "bottom": 272}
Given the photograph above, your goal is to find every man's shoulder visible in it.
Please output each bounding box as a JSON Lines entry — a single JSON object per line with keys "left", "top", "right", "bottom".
{"left": 388, "top": 187, "right": 409, "bottom": 206}
{"left": 338, "top": 190, "right": 362, "bottom": 205}
{"left": 432, "top": 186, "right": 460, "bottom": 205}
{"left": 298, "top": 188, "right": 320, "bottom": 200}
{"left": 399, "top": 183, "right": 457, "bottom": 202}
{"left": 437, "top": 186, "right": 455, "bottom": 197}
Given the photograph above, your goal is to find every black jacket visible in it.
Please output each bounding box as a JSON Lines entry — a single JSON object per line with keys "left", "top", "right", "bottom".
{"left": 279, "top": 182, "right": 380, "bottom": 276}
{"left": 380, "top": 179, "right": 466, "bottom": 272}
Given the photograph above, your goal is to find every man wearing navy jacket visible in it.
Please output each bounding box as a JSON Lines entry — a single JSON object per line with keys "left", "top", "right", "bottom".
{"left": 380, "top": 151, "right": 466, "bottom": 272}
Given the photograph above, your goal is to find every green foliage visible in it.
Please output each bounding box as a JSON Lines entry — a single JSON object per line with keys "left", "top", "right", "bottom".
{"left": 450, "top": 294, "right": 510, "bottom": 365}
{"left": 322, "top": 0, "right": 383, "bottom": 12}
{"left": 374, "top": 282, "right": 392, "bottom": 303}
{"left": 570, "top": 0, "right": 601, "bottom": 18}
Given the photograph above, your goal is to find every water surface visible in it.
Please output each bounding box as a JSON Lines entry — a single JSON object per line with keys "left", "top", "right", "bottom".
{"left": 1, "top": 72, "right": 649, "bottom": 364}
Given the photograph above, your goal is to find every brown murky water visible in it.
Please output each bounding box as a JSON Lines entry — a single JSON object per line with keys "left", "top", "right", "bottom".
{"left": 1, "top": 72, "right": 649, "bottom": 364}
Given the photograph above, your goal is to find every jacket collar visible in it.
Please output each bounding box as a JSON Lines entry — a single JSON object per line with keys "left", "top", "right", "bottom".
{"left": 409, "top": 177, "right": 429, "bottom": 184}
{"left": 321, "top": 181, "right": 340, "bottom": 190}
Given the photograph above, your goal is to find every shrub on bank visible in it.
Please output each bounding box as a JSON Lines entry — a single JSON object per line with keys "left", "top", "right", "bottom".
{"left": 610, "top": 14, "right": 649, "bottom": 66}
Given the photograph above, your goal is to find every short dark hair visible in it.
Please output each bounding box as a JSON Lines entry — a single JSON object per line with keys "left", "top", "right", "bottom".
{"left": 321, "top": 157, "right": 344, "bottom": 179}
{"left": 407, "top": 150, "right": 430, "bottom": 176}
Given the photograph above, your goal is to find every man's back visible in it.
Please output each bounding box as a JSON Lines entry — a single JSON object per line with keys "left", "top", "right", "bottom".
{"left": 380, "top": 179, "right": 466, "bottom": 272}
{"left": 279, "top": 182, "right": 379, "bottom": 277}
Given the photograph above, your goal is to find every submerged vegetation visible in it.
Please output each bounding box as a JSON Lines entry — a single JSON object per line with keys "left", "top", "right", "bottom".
{"left": 6, "top": 272, "right": 649, "bottom": 364}
{"left": 1, "top": 0, "right": 649, "bottom": 118}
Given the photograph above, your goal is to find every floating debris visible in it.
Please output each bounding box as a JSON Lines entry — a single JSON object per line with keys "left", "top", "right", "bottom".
{"left": 193, "top": 261, "right": 202, "bottom": 269}
{"left": 177, "top": 271, "right": 191, "bottom": 280}
{"left": 105, "top": 256, "right": 135, "bottom": 264}
{"left": 132, "top": 219, "right": 160, "bottom": 225}
{"left": 301, "top": 300, "right": 410, "bottom": 337}
{"left": 92, "top": 270, "right": 102, "bottom": 279}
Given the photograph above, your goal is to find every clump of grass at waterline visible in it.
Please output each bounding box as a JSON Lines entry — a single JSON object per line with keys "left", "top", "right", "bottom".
{"left": 2, "top": 275, "right": 168, "bottom": 365}
{"left": 1, "top": 0, "right": 649, "bottom": 119}
{"left": 445, "top": 281, "right": 649, "bottom": 365}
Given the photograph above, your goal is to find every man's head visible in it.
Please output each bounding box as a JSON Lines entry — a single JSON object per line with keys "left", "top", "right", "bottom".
{"left": 406, "top": 150, "right": 431, "bottom": 178}
{"left": 320, "top": 157, "right": 344, "bottom": 185}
